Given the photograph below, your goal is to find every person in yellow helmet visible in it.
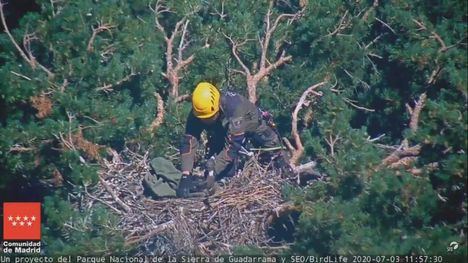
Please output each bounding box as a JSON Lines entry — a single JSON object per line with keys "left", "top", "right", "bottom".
{"left": 177, "top": 82, "right": 290, "bottom": 198}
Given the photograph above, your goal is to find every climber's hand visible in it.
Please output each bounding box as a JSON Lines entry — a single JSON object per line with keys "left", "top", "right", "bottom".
{"left": 176, "top": 174, "right": 210, "bottom": 198}
{"left": 177, "top": 175, "right": 196, "bottom": 198}
{"left": 204, "top": 156, "right": 216, "bottom": 177}
{"left": 275, "top": 154, "right": 294, "bottom": 175}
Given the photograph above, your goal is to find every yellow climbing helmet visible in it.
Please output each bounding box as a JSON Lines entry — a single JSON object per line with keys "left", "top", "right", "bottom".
{"left": 192, "top": 82, "right": 220, "bottom": 119}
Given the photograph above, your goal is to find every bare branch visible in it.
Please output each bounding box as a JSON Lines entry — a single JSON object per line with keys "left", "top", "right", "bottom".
{"left": 381, "top": 144, "right": 421, "bottom": 167}
{"left": 343, "top": 97, "right": 375, "bottom": 112}
{"left": 412, "top": 19, "right": 427, "bottom": 31}
{"left": 282, "top": 137, "right": 295, "bottom": 153}
{"left": 225, "top": 4, "right": 301, "bottom": 103}
{"left": 9, "top": 145, "right": 35, "bottom": 153}
{"left": 0, "top": 3, "right": 32, "bottom": 66}
{"left": 210, "top": 0, "right": 226, "bottom": 20}
{"left": 152, "top": 0, "right": 195, "bottom": 98}
{"left": 96, "top": 71, "right": 137, "bottom": 93}
{"left": 343, "top": 68, "right": 370, "bottom": 89}
{"left": 22, "top": 32, "right": 39, "bottom": 68}
{"left": 0, "top": 2, "right": 54, "bottom": 77}
{"left": 150, "top": 0, "right": 170, "bottom": 40}
{"left": 87, "top": 21, "right": 115, "bottom": 52}
{"left": 408, "top": 93, "right": 427, "bottom": 132}
{"left": 290, "top": 81, "right": 328, "bottom": 166}
{"left": 99, "top": 176, "right": 132, "bottom": 213}
{"left": 427, "top": 64, "right": 443, "bottom": 85}
{"left": 293, "top": 161, "right": 317, "bottom": 174}
{"left": 365, "top": 34, "right": 383, "bottom": 49}
{"left": 125, "top": 220, "right": 174, "bottom": 246}
{"left": 177, "top": 20, "right": 189, "bottom": 62}
{"left": 174, "top": 94, "right": 190, "bottom": 103}
{"left": 148, "top": 92, "right": 165, "bottom": 135}
{"left": 231, "top": 69, "right": 247, "bottom": 76}
{"left": 375, "top": 17, "right": 396, "bottom": 34}
{"left": 257, "top": 54, "right": 292, "bottom": 80}
{"left": 324, "top": 133, "right": 341, "bottom": 157}
{"left": 430, "top": 31, "right": 447, "bottom": 52}
{"left": 362, "top": 0, "right": 379, "bottom": 21}
{"left": 224, "top": 33, "right": 251, "bottom": 75}
{"left": 326, "top": 10, "right": 350, "bottom": 37}
{"left": 412, "top": 19, "right": 457, "bottom": 53}
{"left": 376, "top": 93, "right": 427, "bottom": 174}
{"left": 10, "top": 70, "right": 32, "bottom": 80}
{"left": 265, "top": 202, "right": 301, "bottom": 226}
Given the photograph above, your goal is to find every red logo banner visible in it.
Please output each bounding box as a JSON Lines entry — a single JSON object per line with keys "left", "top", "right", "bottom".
{"left": 3, "top": 202, "right": 41, "bottom": 240}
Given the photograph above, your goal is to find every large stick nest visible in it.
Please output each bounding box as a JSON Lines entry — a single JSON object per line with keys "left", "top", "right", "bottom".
{"left": 81, "top": 148, "right": 293, "bottom": 255}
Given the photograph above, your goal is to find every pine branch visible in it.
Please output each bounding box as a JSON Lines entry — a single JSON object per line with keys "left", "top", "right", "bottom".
{"left": 326, "top": 10, "right": 350, "bottom": 37}
{"left": 377, "top": 93, "right": 427, "bottom": 173}
{"left": 290, "top": 81, "right": 327, "bottom": 166}
{"left": 224, "top": 33, "right": 252, "bottom": 75}
{"left": 407, "top": 93, "right": 427, "bottom": 132}
{"left": 224, "top": 4, "right": 300, "bottom": 103}
{"left": 0, "top": 1, "right": 54, "bottom": 77}
{"left": 148, "top": 92, "right": 165, "bottom": 135}
{"left": 151, "top": 0, "right": 195, "bottom": 97}
{"left": 174, "top": 94, "right": 190, "bottom": 103}
{"left": 87, "top": 21, "right": 115, "bottom": 52}
{"left": 96, "top": 71, "right": 137, "bottom": 93}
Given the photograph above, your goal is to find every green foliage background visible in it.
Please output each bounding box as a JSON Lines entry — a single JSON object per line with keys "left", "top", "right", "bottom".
{"left": 0, "top": 0, "right": 466, "bottom": 256}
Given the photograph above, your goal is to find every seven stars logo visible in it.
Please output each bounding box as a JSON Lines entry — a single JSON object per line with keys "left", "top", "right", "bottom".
{"left": 3, "top": 202, "right": 41, "bottom": 240}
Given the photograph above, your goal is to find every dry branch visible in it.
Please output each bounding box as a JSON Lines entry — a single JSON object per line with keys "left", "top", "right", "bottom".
{"left": 411, "top": 19, "right": 466, "bottom": 84}
{"left": 408, "top": 93, "right": 427, "bottom": 132}
{"left": 98, "top": 176, "right": 132, "bottom": 213}
{"left": 375, "top": 17, "right": 396, "bottom": 34}
{"left": 174, "top": 94, "right": 191, "bottom": 103}
{"left": 225, "top": 3, "right": 301, "bottom": 103}
{"left": 97, "top": 71, "right": 137, "bottom": 93}
{"left": 0, "top": 1, "right": 54, "bottom": 77}
{"left": 148, "top": 92, "right": 165, "bottom": 135}
{"left": 265, "top": 202, "right": 301, "bottom": 226}
{"left": 9, "top": 145, "right": 35, "bottom": 153}
{"left": 377, "top": 93, "right": 427, "bottom": 174}
{"left": 381, "top": 143, "right": 421, "bottom": 167}
{"left": 289, "top": 81, "right": 327, "bottom": 166}
{"left": 326, "top": 10, "right": 350, "bottom": 37}
{"left": 362, "top": 0, "right": 379, "bottom": 21}
{"left": 96, "top": 70, "right": 139, "bottom": 93}
{"left": 151, "top": 0, "right": 195, "bottom": 98}
{"left": 87, "top": 21, "right": 115, "bottom": 52}
{"left": 125, "top": 220, "right": 174, "bottom": 246}
{"left": 293, "top": 161, "right": 317, "bottom": 174}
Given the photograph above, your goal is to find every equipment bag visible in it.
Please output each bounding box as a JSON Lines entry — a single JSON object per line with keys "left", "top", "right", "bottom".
{"left": 143, "top": 157, "right": 183, "bottom": 198}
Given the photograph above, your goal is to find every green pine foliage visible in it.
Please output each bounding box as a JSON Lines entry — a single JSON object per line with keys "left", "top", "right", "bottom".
{"left": 0, "top": 0, "right": 465, "bottom": 256}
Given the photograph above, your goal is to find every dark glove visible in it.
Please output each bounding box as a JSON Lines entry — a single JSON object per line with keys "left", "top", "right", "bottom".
{"left": 275, "top": 154, "right": 293, "bottom": 175}
{"left": 176, "top": 175, "right": 209, "bottom": 198}
{"left": 204, "top": 157, "right": 216, "bottom": 176}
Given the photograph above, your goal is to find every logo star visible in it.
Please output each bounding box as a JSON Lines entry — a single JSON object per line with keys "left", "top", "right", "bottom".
{"left": 27, "top": 221, "right": 32, "bottom": 226}
{"left": 23, "top": 216, "right": 29, "bottom": 221}
{"left": 19, "top": 221, "right": 25, "bottom": 226}
{"left": 8, "top": 216, "right": 13, "bottom": 221}
{"left": 31, "top": 216, "right": 36, "bottom": 221}
{"left": 12, "top": 221, "right": 17, "bottom": 226}
{"left": 16, "top": 216, "right": 21, "bottom": 221}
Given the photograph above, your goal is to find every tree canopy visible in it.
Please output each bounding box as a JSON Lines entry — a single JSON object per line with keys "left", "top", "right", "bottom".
{"left": 0, "top": 0, "right": 466, "bottom": 256}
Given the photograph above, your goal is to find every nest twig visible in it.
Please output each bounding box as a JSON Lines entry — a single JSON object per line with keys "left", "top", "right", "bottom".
{"left": 76, "top": 147, "right": 291, "bottom": 255}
